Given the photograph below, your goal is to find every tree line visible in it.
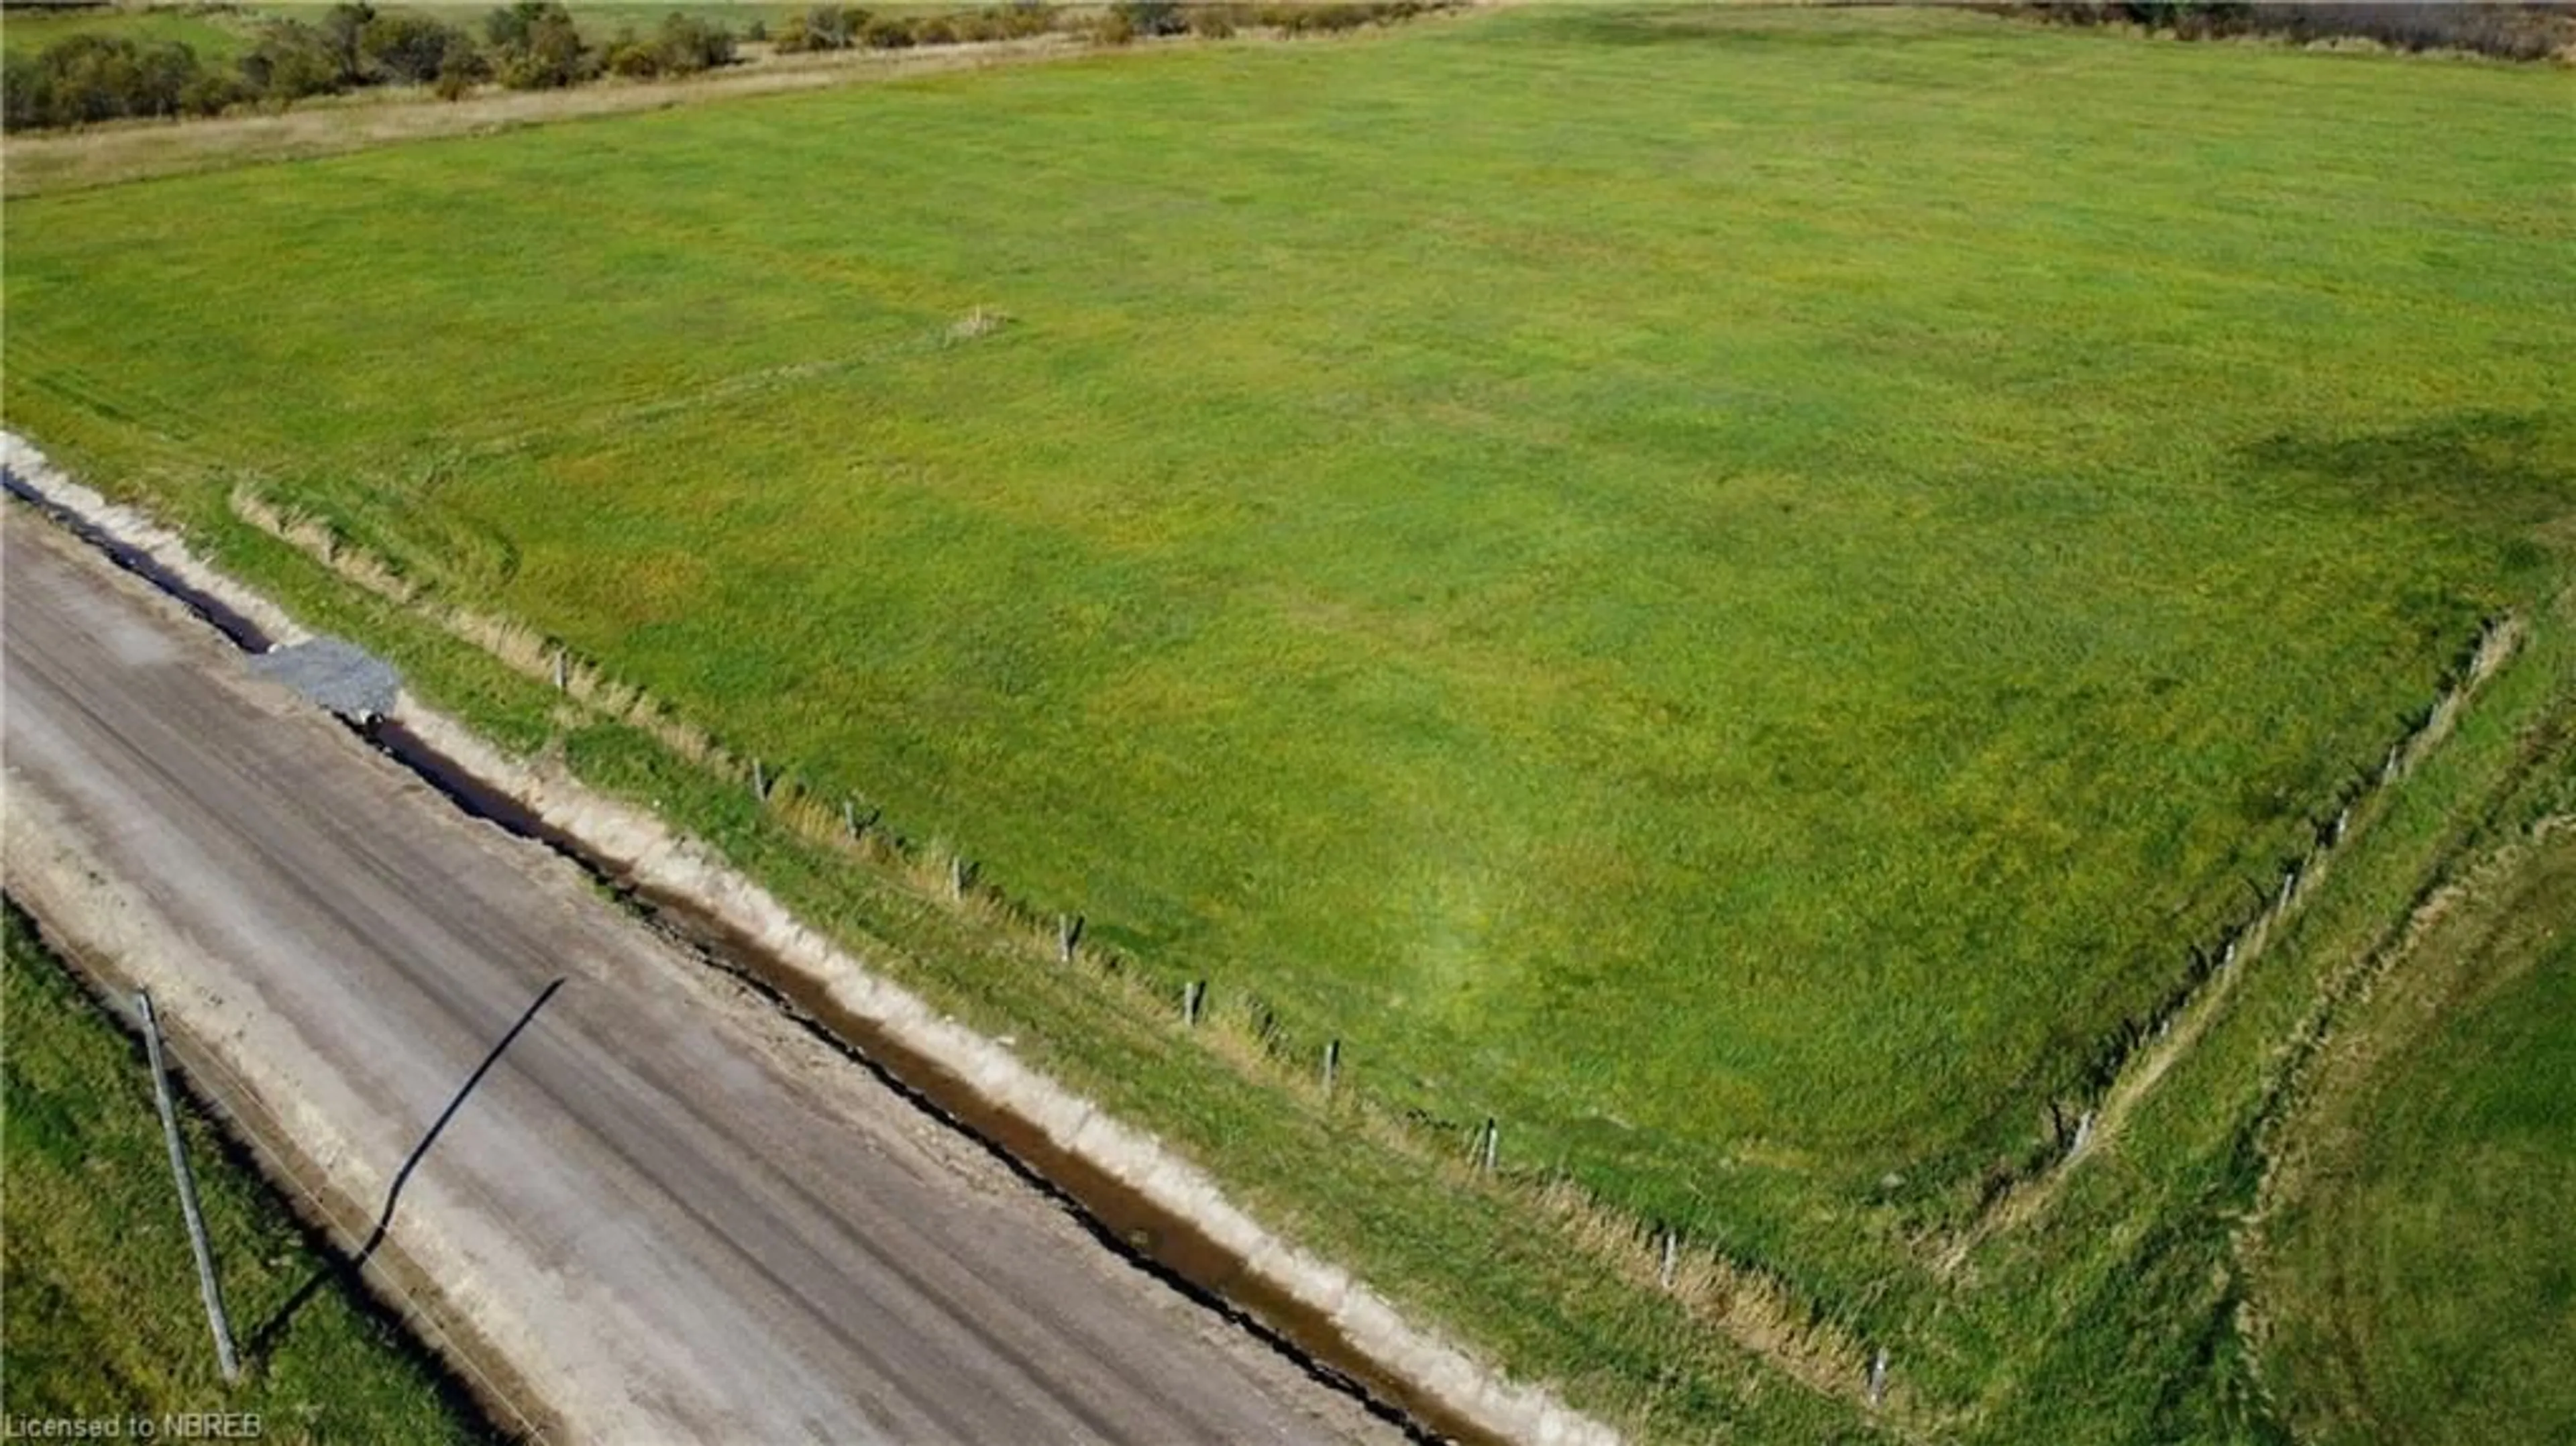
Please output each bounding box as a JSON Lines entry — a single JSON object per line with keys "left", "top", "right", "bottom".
{"left": 2021, "top": 3, "right": 2574, "bottom": 60}
{"left": 3, "top": 1, "right": 1460, "bottom": 134}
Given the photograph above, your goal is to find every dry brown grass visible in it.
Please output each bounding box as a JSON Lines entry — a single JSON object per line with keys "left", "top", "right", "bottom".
{"left": 3, "top": 36, "right": 1089, "bottom": 199}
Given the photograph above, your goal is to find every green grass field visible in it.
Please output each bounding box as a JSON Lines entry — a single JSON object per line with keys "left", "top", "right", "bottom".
{"left": 2256, "top": 831, "right": 2576, "bottom": 1446}
{"left": 0, "top": 904, "right": 497, "bottom": 1443}
{"left": 1, "top": 5, "right": 257, "bottom": 64}
{"left": 5, "top": 4, "right": 2573, "bottom": 1437}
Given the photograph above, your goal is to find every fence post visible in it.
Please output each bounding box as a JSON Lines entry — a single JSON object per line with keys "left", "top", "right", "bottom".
{"left": 1659, "top": 1230, "right": 1679, "bottom": 1290}
{"left": 950, "top": 856, "right": 967, "bottom": 901}
{"left": 1058, "top": 914, "right": 1081, "bottom": 964}
{"left": 1322, "top": 1038, "right": 1339, "bottom": 1096}
{"left": 1480, "top": 1117, "right": 1499, "bottom": 1174}
{"left": 552, "top": 647, "right": 566, "bottom": 692}
{"left": 751, "top": 759, "right": 767, "bottom": 801}
{"left": 1183, "top": 979, "right": 1205, "bottom": 1027}
{"left": 843, "top": 799, "right": 859, "bottom": 840}
{"left": 1867, "top": 1347, "right": 1890, "bottom": 1409}
{"left": 138, "top": 991, "right": 240, "bottom": 1385}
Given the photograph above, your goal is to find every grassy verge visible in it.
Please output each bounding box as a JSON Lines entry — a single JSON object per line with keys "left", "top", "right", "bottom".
{"left": 1927, "top": 586, "right": 2576, "bottom": 1444}
{"left": 0, "top": 901, "right": 499, "bottom": 1445}
{"left": 2249, "top": 822, "right": 2576, "bottom": 1445}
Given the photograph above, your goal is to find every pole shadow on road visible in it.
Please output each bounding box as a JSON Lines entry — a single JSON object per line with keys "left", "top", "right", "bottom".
{"left": 248, "top": 976, "right": 566, "bottom": 1367}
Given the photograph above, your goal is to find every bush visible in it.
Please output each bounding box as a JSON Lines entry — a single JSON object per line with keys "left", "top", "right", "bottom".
{"left": 657, "top": 13, "right": 738, "bottom": 72}
{"left": 1113, "top": 1, "right": 1188, "bottom": 37}
{"left": 913, "top": 14, "right": 959, "bottom": 46}
{"left": 993, "top": 1, "right": 1057, "bottom": 38}
{"left": 1, "top": 34, "right": 210, "bottom": 130}
{"left": 241, "top": 19, "right": 348, "bottom": 102}
{"left": 860, "top": 14, "right": 916, "bottom": 48}
{"left": 318, "top": 2, "right": 376, "bottom": 84}
{"left": 606, "top": 30, "right": 664, "bottom": 78}
{"left": 792, "top": 4, "right": 864, "bottom": 50}
{"left": 487, "top": 1, "right": 593, "bottom": 89}
{"left": 1187, "top": 5, "right": 1240, "bottom": 39}
{"left": 361, "top": 11, "right": 470, "bottom": 86}
{"left": 179, "top": 67, "right": 248, "bottom": 117}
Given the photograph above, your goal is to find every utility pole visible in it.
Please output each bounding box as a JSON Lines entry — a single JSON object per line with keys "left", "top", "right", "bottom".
{"left": 138, "top": 991, "right": 240, "bottom": 1384}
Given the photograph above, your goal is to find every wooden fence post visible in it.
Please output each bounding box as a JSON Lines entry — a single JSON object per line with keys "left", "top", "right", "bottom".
{"left": 1322, "top": 1038, "right": 1339, "bottom": 1096}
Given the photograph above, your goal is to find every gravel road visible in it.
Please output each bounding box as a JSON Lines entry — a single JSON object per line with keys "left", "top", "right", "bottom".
{"left": 1, "top": 513, "right": 1397, "bottom": 1446}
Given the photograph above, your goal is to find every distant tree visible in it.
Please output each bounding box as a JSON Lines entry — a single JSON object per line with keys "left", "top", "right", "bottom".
{"left": 318, "top": 2, "right": 378, "bottom": 83}
{"left": 655, "top": 13, "right": 737, "bottom": 73}
{"left": 995, "top": 1, "right": 1056, "bottom": 38}
{"left": 1, "top": 34, "right": 211, "bottom": 129}
{"left": 1112, "top": 1, "right": 1187, "bottom": 37}
{"left": 488, "top": 1, "right": 592, "bottom": 89}
{"left": 433, "top": 32, "right": 488, "bottom": 99}
{"left": 240, "top": 20, "right": 347, "bottom": 101}
{"left": 361, "top": 11, "right": 468, "bottom": 85}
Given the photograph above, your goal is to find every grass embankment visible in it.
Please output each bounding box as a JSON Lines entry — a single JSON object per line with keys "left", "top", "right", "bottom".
{"left": 2252, "top": 828, "right": 2576, "bottom": 1446}
{"left": 0, "top": 903, "right": 498, "bottom": 1444}
{"left": 4, "top": 4, "right": 2572, "bottom": 1438}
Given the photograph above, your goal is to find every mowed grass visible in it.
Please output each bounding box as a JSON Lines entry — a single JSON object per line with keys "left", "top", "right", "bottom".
{"left": 5, "top": 2, "right": 2571, "bottom": 1292}
{"left": 2256, "top": 831, "right": 2576, "bottom": 1446}
{"left": 0, "top": 904, "right": 496, "bottom": 1443}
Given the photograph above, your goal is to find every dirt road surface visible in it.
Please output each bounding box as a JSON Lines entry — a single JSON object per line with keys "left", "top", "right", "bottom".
{"left": 1, "top": 512, "right": 1398, "bottom": 1445}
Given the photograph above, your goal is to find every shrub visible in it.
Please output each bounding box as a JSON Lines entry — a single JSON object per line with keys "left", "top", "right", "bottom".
{"left": 657, "top": 13, "right": 738, "bottom": 72}
{"left": 241, "top": 20, "right": 348, "bottom": 102}
{"left": 178, "top": 67, "right": 247, "bottom": 117}
{"left": 1113, "top": 1, "right": 1188, "bottom": 37}
{"left": 1, "top": 34, "right": 210, "bottom": 129}
{"left": 435, "top": 32, "right": 488, "bottom": 90}
{"left": 361, "top": 11, "right": 469, "bottom": 86}
{"left": 994, "top": 1, "right": 1056, "bottom": 38}
{"left": 1187, "top": 5, "right": 1240, "bottom": 39}
{"left": 860, "top": 14, "right": 916, "bottom": 48}
{"left": 606, "top": 29, "right": 663, "bottom": 77}
{"left": 488, "top": 1, "right": 593, "bottom": 89}
{"left": 1093, "top": 11, "right": 1136, "bottom": 45}
{"left": 912, "top": 14, "right": 959, "bottom": 46}
{"left": 318, "top": 2, "right": 376, "bottom": 83}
